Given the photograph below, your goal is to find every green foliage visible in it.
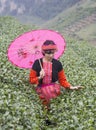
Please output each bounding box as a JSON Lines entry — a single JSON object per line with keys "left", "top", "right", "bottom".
{"left": 0, "top": 17, "right": 96, "bottom": 129}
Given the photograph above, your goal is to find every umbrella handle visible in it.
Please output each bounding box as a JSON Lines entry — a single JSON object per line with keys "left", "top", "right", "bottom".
{"left": 39, "top": 59, "right": 43, "bottom": 70}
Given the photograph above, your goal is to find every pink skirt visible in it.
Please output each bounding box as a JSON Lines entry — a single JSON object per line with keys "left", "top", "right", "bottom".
{"left": 36, "top": 83, "right": 61, "bottom": 101}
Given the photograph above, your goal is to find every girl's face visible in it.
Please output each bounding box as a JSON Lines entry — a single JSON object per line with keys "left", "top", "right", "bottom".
{"left": 43, "top": 50, "right": 56, "bottom": 61}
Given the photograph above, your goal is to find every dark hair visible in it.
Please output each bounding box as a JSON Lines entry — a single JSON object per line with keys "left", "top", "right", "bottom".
{"left": 43, "top": 40, "right": 56, "bottom": 46}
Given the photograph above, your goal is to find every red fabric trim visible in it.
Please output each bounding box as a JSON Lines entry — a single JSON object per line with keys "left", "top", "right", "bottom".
{"left": 42, "top": 61, "right": 52, "bottom": 84}
{"left": 29, "top": 69, "right": 39, "bottom": 85}
{"left": 58, "top": 70, "right": 71, "bottom": 88}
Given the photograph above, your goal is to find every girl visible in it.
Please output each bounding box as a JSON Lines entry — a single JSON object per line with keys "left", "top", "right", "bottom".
{"left": 29, "top": 40, "right": 82, "bottom": 111}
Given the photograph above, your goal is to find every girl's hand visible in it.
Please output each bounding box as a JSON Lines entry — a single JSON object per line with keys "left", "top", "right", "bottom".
{"left": 70, "top": 86, "right": 83, "bottom": 90}
{"left": 39, "top": 69, "right": 45, "bottom": 79}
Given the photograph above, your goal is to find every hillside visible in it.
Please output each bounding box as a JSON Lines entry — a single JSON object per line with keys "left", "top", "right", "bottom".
{"left": 0, "top": 0, "right": 81, "bottom": 24}
{"left": 41, "top": 0, "right": 96, "bottom": 44}
{"left": 0, "top": 16, "right": 96, "bottom": 130}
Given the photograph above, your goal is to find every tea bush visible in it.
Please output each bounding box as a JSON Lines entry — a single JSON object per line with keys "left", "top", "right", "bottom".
{"left": 0, "top": 17, "right": 96, "bottom": 130}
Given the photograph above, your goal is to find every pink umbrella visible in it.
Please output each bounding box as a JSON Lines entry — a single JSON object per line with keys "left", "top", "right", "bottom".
{"left": 7, "top": 29, "right": 66, "bottom": 69}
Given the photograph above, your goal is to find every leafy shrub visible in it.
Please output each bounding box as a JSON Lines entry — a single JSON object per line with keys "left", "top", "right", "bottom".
{"left": 0, "top": 17, "right": 96, "bottom": 130}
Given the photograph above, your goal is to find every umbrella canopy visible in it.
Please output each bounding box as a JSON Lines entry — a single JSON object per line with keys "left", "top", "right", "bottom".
{"left": 7, "top": 29, "right": 66, "bottom": 69}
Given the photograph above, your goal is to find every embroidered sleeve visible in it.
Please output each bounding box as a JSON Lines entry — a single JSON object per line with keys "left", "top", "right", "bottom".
{"left": 29, "top": 69, "right": 39, "bottom": 85}
{"left": 58, "top": 70, "right": 71, "bottom": 88}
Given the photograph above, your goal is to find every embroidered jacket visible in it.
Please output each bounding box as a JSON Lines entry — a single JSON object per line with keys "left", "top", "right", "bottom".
{"left": 29, "top": 58, "right": 71, "bottom": 88}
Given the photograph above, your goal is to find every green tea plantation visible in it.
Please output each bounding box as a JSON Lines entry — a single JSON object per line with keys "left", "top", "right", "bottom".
{"left": 0, "top": 17, "right": 96, "bottom": 130}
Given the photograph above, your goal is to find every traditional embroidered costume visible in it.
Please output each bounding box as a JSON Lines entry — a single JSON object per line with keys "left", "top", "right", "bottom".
{"left": 30, "top": 58, "right": 71, "bottom": 107}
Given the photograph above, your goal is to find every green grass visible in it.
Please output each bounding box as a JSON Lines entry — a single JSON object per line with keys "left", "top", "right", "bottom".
{"left": 77, "top": 23, "right": 96, "bottom": 40}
